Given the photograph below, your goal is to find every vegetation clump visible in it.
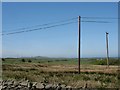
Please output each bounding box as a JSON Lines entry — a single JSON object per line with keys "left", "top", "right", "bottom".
{"left": 2, "top": 58, "right": 5, "bottom": 61}
{"left": 91, "top": 59, "right": 119, "bottom": 65}
{"left": 28, "top": 59, "right": 32, "bottom": 63}
{"left": 21, "top": 59, "right": 25, "bottom": 62}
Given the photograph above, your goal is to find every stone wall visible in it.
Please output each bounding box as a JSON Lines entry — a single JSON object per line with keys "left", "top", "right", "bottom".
{"left": 1, "top": 79, "right": 88, "bottom": 90}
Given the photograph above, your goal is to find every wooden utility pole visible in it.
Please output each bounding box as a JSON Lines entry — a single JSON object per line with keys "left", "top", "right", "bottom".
{"left": 106, "top": 32, "right": 109, "bottom": 67}
{"left": 78, "top": 16, "right": 81, "bottom": 74}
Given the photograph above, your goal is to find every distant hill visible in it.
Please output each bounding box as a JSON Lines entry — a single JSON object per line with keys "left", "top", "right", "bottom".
{"left": 18, "top": 56, "right": 49, "bottom": 59}
{"left": 32, "top": 56, "right": 49, "bottom": 59}
{"left": 3, "top": 56, "right": 49, "bottom": 59}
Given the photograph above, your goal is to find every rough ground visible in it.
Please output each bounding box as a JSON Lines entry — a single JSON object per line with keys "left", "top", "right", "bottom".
{"left": 1, "top": 79, "right": 90, "bottom": 90}
{"left": 2, "top": 63, "right": 120, "bottom": 89}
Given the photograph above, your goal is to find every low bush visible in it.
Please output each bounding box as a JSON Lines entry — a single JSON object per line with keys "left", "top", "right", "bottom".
{"left": 28, "top": 60, "right": 32, "bottom": 63}
{"left": 21, "top": 59, "right": 25, "bottom": 62}
{"left": 2, "top": 58, "right": 5, "bottom": 61}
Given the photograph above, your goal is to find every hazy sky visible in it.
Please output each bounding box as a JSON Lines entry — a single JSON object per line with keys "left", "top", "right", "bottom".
{"left": 2, "top": 2, "right": 118, "bottom": 58}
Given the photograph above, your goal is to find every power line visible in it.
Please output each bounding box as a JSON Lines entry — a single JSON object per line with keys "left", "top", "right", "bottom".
{"left": 2, "top": 20, "right": 112, "bottom": 34}
{"left": 82, "top": 17, "right": 119, "bottom": 19}
{"left": 2, "top": 17, "right": 78, "bottom": 33}
{"left": 2, "top": 16, "right": 117, "bottom": 34}
{"left": 2, "top": 20, "right": 112, "bottom": 36}
{"left": 2, "top": 21, "right": 78, "bottom": 36}
{"left": 81, "top": 20, "right": 111, "bottom": 23}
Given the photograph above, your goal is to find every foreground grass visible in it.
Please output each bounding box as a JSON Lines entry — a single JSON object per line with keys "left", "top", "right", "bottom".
{"left": 2, "top": 62, "right": 119, "bottom": 88}
{"left": 3, "top": 71, "right": 118, "bottom": 88}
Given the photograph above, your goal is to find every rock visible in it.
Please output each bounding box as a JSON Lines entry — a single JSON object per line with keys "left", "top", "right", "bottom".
{"left": 21, "top": 87, "right": 29, "bottom": 90}
{"left": 43, "top": 79, "right": 49, "bottom": 83}
{"left": 56, "top": 85, "right": 62, "bottom": 90}
{"left": 0, "top": 80, "right": 2, "bottom": 85}
{"left": 52, "top": 84, "right": 57, "bottom": 89}
{"left": 3, "top": 82, "right": 8, "bottom": 86}
{"left": 58, "top": 83, "right": 61, "bottom": 86}
{"left": 17, "top": 85, "right": 22, "bottom": 89}
{"left": 14, "top": 86, "right": 20, "bottom": 90}
{"left": 61, "top": 84, "right": 67, "bottom": 88}
{"left": 66, "top": 86, "right": 72, "bottom": 90}
{"left": 28, "top": 82, "right": 33, "bottom": 89}
{"left": 36, "top": 83, "right": 44, "bottom": 89}
{"left": 2, "top": 86, "right": 7, "bottom": 89}
{"left": 45, "top": 84, "right": 53, "bottom": 90}
{"left": 84, "top": 83, "right": 88, "bottom": 88}
{"left": 32, "top": 82, "right": 37, "bottom": 86}
{"left": 20, "top": 81, "right": 28, "bottom": 86}
{"left": 1, "top": 80, "right": 75, "bottom": 90}
{"left": 0, "top": 85, "right": 2, "bottom": 90}
{"left": 7, "top": 81, "right": 14, "bottom": 86}
{"left": 13, "top": 81, "right": 19, "bottom": 87}
{"left": 61, "top": 84, "right": 67, "bottom": 90}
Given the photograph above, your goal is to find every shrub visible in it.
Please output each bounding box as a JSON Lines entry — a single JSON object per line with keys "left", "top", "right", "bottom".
{"left": 2, "top": 58, "right": 5, "bottom": 61}
{"left": 47, "top": 61, "right": 51, "bottom": 62}
{"left": 21, "top": 59, "right": 25, "bottom": 62}
{"left": 63, "top": 59, "right": 68, "bottom": 61}
{"left": 28, "top": 60, "right": 32, "bottom": 63}
{"left": 38, "top": 61, "right": 41, "bottom": 63}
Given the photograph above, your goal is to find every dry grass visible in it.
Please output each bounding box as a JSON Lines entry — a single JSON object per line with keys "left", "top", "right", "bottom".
{"left": 3, "top": 63, "right": 118, "bottom": 73}
{"left": 2, "top": 63, "right": 119, "bottom": 88}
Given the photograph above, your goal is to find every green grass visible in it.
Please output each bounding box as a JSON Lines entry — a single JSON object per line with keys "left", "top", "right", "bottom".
{"left": 2, "top": 58, "right": 78, "bottom": 65}
{"left": 2, "top": 58, "right": 119, "bottom": 66}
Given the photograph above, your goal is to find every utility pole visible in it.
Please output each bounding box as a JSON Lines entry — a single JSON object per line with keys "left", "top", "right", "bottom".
{"left": 78, "top": 16, "right": 81, "bottom": 74}
{"left": 106, "top": 32, "right": 109, "bottom": 67}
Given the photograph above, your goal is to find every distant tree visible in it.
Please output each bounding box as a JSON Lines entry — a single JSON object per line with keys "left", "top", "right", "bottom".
{"left": 63, "top": 59, "right": 67, "bottom": 61}
{"left": 38, "top": 61, "right": 41, "bottom": 63}
{"left": 2, "top": 58, "right": 5, "bottom": 61}
{"left": 21, "top": 59, "right": 25, "bottom": 62}
{"left": 28, "top": 59, "right": 32, "bottom": 63}
{"left": 48, "top": 60, "right": 51, "bottom": 62}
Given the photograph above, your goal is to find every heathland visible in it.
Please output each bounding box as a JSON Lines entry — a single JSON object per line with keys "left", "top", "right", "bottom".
{"left": 2, "top": 57, "right": 120, "bottom": 88}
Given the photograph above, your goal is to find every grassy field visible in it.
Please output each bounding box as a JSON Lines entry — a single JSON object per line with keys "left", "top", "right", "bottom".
{"left": 2, "top": 58, "right": 120, "bottom": 88}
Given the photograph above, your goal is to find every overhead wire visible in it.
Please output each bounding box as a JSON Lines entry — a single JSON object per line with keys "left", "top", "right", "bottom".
{"left": 2, "top": 16, "right": 117, "bottom": 36}
{"left": 2, "top": 16, "right": 117, "bottom": 34}
{"left": 2, "top": 17, "right": 78, "bottom": 33}
{"left": 81, "top": 20, "right": 111, "bottom": 23}
{"left": 2, "top": 20, "right": 113, "bottom": 35}
{"left": 82, "top": 17, "right": 119, "bottom": 19}
{"left": 2, "top": 21, "right": 78, "bottom": 35}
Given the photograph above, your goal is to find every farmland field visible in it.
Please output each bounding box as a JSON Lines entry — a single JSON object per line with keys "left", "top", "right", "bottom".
{"left": 2, "top": 58, "right": 120, "bottom": 89}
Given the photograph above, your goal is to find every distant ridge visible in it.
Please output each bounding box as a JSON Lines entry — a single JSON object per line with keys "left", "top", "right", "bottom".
{"left": 32, "top": 56, "right": 49, "bottom": 59}
{"left": 2, "top": 56, "right": 118, "bottom": 59}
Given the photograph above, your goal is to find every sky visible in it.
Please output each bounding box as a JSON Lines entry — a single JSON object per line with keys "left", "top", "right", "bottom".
{"left": 2, "top": 2, "right": 118, "bottom": 58}
{"left": 1, "top": 0, "right": 120, "bottom": 2}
